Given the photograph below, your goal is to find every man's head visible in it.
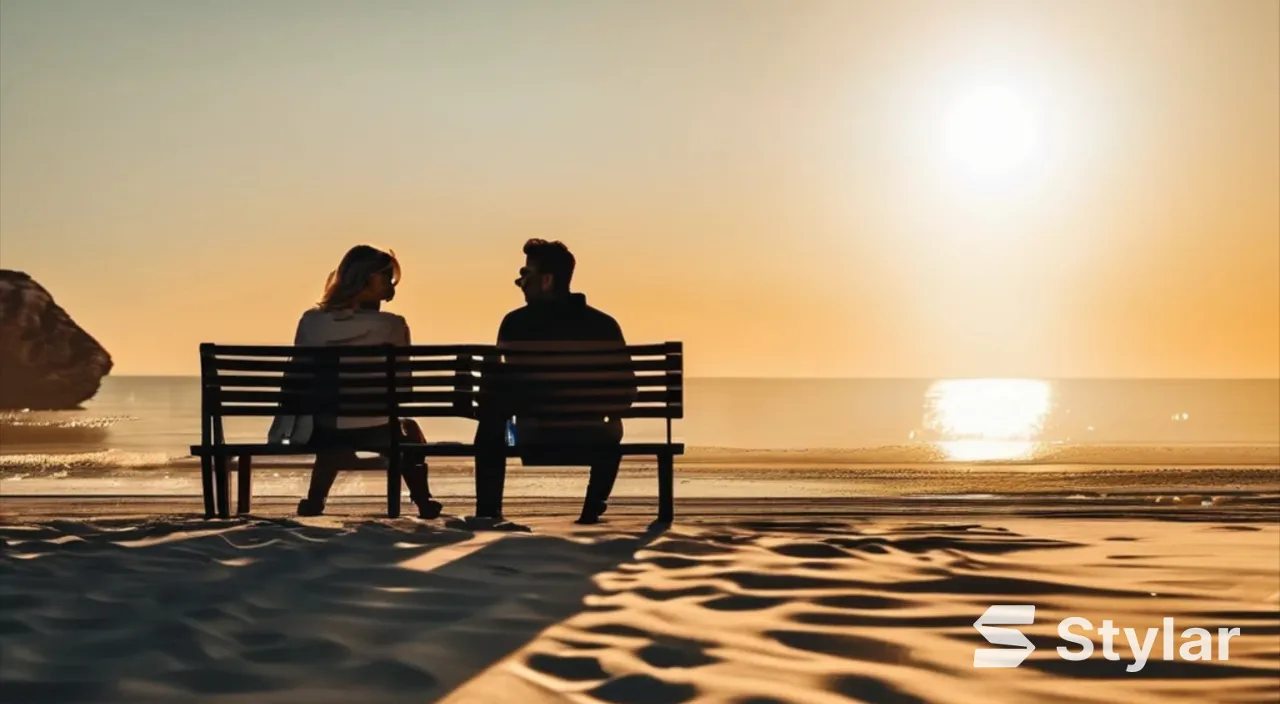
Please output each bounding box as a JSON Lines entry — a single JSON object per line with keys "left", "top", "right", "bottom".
{"left": 516, "top": 238, "right": 575, "bottom": 303}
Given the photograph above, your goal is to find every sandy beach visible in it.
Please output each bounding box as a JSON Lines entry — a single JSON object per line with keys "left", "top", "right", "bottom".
{"left": 3, "top": 0, "right": 1278, "bottom": 700}
{"left": 3, "top": 469, "right": 1278, "bottom": 704}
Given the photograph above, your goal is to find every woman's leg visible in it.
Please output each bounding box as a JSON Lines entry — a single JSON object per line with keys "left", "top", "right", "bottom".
{"left": 393, "top": 420, "right": 441, "bottom": 517}
{"left": 398, "top": 419, "right": 434, "bottom": 503}
{"left": 301, "top": 447, "right": 345, "bottom": 513}
{"left": 300, "top": 424, "right": 361, "bottom": 514}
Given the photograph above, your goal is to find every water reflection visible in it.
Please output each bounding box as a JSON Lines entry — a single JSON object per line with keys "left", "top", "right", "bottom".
{"left": 924, "top": 379, "right": 1053, "bottom": 461}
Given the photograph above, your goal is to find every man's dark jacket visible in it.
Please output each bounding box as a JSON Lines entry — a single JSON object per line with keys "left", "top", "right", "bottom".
{"left": 497, "top": 293, "right": 625, "bottom": 345}
{"left": 486, "top": 293, "right": 636, "bottom": 430}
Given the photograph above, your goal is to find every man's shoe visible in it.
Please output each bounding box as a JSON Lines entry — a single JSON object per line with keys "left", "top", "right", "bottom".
{"left": 296, "top": 498, "right": 325, "bottom": 516}
{"left": 575, "top": 499, "right": 608, "bottom": 525}
{"left": 445, "top": 514, "right": 529, "bottom": 532}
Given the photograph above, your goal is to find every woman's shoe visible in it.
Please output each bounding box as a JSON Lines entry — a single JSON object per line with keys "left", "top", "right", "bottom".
{"left": 416, "top": 499, "right": 444, "bottom": 519}
{"left": 296, "top": 498, "right": 325, "bottom": 516}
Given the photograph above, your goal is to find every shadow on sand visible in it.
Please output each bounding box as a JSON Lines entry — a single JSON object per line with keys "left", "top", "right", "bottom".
{"left": 0, "top": 516, "right": 666, "bottom": 704}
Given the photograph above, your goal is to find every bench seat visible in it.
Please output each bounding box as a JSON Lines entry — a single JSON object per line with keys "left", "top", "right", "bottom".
{"left": 191, "top": 442, "right": 685, "bottom": 457}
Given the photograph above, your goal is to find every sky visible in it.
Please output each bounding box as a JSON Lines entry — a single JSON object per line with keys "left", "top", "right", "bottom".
{"left": 1, "top": 0, "right": 1277, "bottom": 378}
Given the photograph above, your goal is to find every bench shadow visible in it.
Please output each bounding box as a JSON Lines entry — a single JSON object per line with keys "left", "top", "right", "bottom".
{"left": 0, "top": 516, "right": 667, "bottom": 704}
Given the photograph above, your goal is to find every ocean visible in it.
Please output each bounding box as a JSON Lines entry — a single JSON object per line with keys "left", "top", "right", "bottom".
{"left": 1, "top": 377, "right": 1277, "bottom": 477}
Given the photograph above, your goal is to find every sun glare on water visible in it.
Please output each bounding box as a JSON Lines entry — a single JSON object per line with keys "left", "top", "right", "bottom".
{"left": 924, "top": 379, "right": 1053, "bottom": 461}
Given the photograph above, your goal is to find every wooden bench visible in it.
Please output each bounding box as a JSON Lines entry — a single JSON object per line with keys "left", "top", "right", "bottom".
{"left": 190, "top": 341, "right": 684, "bottom": 521}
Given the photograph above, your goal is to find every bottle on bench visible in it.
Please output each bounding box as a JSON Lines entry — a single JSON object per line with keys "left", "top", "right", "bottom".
{"left": 505, "top": 418, "right": 518, "bottom": 447}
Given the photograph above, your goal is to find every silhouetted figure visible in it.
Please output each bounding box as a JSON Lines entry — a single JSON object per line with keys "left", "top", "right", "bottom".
{"left": 268, "top": 245, "right": 441, "bottom": 518}
{"left": 474, "top": 239, "right": 635, "bottom": 524}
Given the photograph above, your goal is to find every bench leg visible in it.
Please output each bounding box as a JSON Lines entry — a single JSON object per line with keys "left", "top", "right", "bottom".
{"left": 237, "top": 455, "right": 253, "bottom": 515}
{"left": 657, "top": 453, "right": 674, "bottom": 523}
{"left": 387, "top": 451, "right": 402, "bottom": 519}
{"left": 215, "top": 455, "right": 231, "bottom": 519}
{"left": 201, "top": 455, "right": 215, "bottom": 519}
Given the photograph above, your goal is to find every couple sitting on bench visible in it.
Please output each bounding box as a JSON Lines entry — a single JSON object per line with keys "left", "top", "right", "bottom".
{"left": 272, "top": 239, "right": 633, "bottom": 525}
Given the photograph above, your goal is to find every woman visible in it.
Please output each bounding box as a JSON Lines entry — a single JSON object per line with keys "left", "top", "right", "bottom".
{"left": 278, "top": 245, "right": 441, "bottom": 518}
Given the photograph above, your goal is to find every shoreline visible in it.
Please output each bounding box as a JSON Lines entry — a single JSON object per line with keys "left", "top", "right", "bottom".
{"left": 4, "top": 465, "right": 1278, "bottom": 500}
{"left": 5, "top": 492, "right": 1278, "bottom": 519}
{"left": 4, "top": 465, "right": 1278, "bottom": 516}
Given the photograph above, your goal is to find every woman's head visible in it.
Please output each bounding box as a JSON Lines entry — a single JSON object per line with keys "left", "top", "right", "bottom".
{"left": 317, "top": 245, "right": 401, "bottom": 311}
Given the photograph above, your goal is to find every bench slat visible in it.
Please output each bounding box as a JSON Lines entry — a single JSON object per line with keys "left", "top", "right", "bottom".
{"left": 204, "top": 343, "right": 491, "bottom": 357}
{"left": 499, "top": 406, "right": 681, "bottom": 420}
{"left": 210, "top": 358, "right": 468, "bottom": 373}
{"left": 208, "top": 357, "right": 679, "bottom": 374}
{"left": 211, "top": 405, "right": 467, "bottom": 417}
{"left": 480, "top": 358, "right": 678, "bottom": 373}
{"left": 212, "top": 374, "right": 470, "bottom": 389}
{"left": 209, "top": 374, "right": 679, "bottom": 390}
{"left": 215, "top": 388, "right": 677, "bottom": 405}
{"left": 215, "top": 390, "right": 476, "bottom": 404}
{"left": 203, "top": 342, "right": 680, "bottom": 358}
{"left": 494, "top": 342, "right": 680, "bottom": 356}
{"left": 208, "top": 403, "right": 681, "bottom": 418}
{"left": 500, "top": 376, "right": 680, "bottom": 391}
{"left": 191, "top": 442, "right": 685, "bottom": 457}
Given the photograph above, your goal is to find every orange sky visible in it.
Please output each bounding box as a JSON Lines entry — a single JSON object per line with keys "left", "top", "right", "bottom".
{"left": 1, "top": 0, "right": 1277, "bottom": 377}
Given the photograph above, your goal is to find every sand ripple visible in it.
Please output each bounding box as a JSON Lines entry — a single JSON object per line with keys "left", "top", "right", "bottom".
{"left": 2, "top": 507, "right": 1277, "bottom": 703}
{"left": 449, "top": 515, "right": 1280, "bottom": 704}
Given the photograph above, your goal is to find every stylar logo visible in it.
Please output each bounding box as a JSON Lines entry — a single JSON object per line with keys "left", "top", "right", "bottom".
{"left": 973, "top": 604, "right": 1037, "bottom": 668}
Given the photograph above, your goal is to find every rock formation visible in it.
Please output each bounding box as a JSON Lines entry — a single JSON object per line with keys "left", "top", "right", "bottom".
{"left": 0, "top": 270, "right": 113, "bottom": 409}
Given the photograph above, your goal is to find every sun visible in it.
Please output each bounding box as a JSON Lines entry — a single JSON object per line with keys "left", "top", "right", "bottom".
{"left": 941, "top": 83, "right": 1041, "bottom": 181}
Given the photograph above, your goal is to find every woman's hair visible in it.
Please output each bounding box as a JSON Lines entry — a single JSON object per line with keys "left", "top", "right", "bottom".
{"left": 317, "top": 245, "right": 401, "bottom": 310}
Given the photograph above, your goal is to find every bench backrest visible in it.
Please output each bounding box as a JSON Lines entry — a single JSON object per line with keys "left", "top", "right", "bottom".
{"left": 197, "top": 341, "right": 683, "bottom": 444}
{"left": 480, "top": 341, "right": 683, "bottom": 441}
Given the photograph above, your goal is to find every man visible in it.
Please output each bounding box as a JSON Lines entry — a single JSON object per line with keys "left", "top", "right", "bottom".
{"left": 473, "top": 239, "right": 635, "bottom": 524}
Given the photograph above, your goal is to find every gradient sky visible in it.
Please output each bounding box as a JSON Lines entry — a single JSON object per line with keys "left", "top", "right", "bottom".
{"left": 2, "top": 0, "right": 1277, "bottom": 377}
